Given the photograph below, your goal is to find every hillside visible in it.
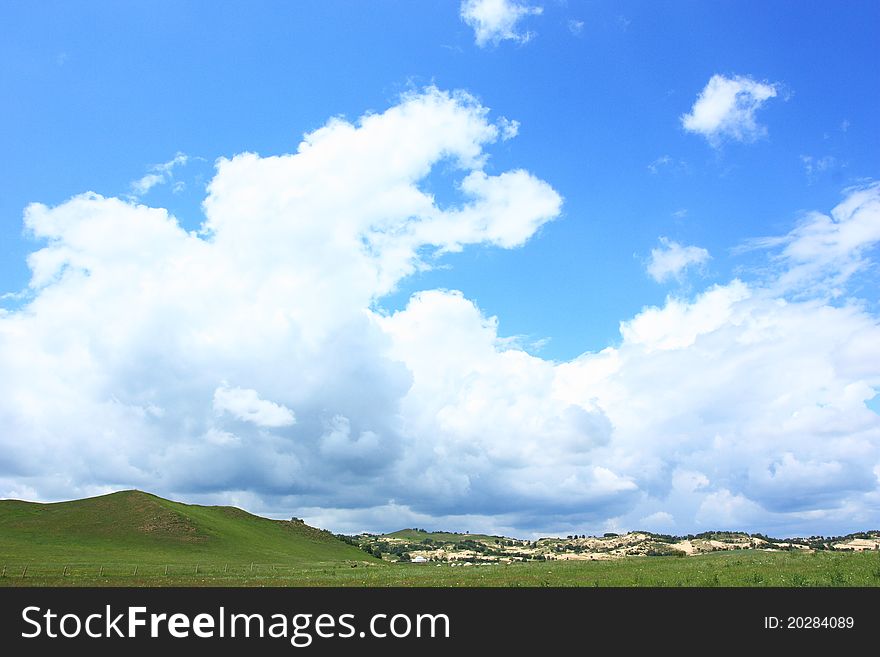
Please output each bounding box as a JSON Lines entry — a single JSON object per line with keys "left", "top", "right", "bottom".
{"left": 356, "top": 528, "right": 880, "bottom": 563}
{"left": 384, "top": 529, "right": 501, "bottom": 543}
{"left": 0, "top": 490, "right": 373, "bottom": 566}
{"left": 1, "top": 494, "right": 878, "bottom": 586}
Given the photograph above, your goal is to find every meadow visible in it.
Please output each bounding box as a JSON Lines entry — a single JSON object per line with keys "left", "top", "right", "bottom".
{"left": 3, "top": 551, "right": 880, "bottom": 587}
{"left": 3, "top": 490, "right": 878, "bottom": 587}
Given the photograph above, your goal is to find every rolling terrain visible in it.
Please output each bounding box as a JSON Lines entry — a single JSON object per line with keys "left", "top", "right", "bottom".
{"left": 0, "top": 489, "right": 374, "bottom": 570}
{"left": 356, "top": 528, "right": 880, "bottom": 563}
{"left": 1, "top": 490, "right": 879, "bottom": 587}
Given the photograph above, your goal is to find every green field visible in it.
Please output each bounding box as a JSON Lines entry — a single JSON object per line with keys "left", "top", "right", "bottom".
{"left": 2, "top": 490, "right": 879, "bottom": 587}
{"left": 3, "top": 551, "right": 880, "bottom": 587}
{"left": 0, "top": 489, "right": 373, "bottom": 575}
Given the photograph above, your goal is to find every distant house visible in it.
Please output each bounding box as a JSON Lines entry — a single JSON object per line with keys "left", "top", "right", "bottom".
{"left": 411, "top": 555, "right": 428, "bottom": 563}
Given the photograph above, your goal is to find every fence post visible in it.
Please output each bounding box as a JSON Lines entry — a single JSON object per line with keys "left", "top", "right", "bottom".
{"left": 22, "top": 565, "right": 28, "bottom": 578}
{"left": 133, "top": 565, "right": 138, "bottom": 576}
{"left": 165, "top": 564, "right": 168, "bottom": 576}
{"left": 224, "top": 563, "right": 228, "bottom": 574}
{"left": 195, "top": 563, "right": 199, "bottom": 574}
{"left": 2, "top": 565, "right": 6, "bottom": 577}
{"left": 63, "top": 565, "right": 68, "bottom": 577}
{"left": 100, "top": 566, "right": 104, "bottom": 576}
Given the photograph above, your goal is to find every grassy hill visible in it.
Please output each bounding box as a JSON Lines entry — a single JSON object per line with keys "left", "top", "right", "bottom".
{"left": 382, "top": 528, "right": 502, "bottom": 544}
{"left": 2, "top": 491, "right": 878, "bottom": 587}
{"left": 0, "top": 489, "right": 374, "bottom": 569}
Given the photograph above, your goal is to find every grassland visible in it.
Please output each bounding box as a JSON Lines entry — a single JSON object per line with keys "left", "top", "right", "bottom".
{"left": 0, "top": 489, "right": 373, "bottom": 573}
{"left": 3, "top": 551, "right": 880, "bottom": 587}
{"left": 2, "top": 490, "right": 879, "bottom": 587}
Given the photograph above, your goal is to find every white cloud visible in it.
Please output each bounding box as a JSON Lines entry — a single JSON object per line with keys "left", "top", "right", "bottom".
{"left": 1, "top": 87, "right": 569, "bottom": 527}
{"left": 213, "top": 384, "right": 296, "bottom": 427}
{"left": 555, "top": 274, "right": 880, "bottom": 534}
{"left": 619, "top": 281, "right": 749, "bottom": 351}
{"left": 497, "top": 116, "right": 520, "bottom": 140}
{"left": 377, "top": 289, "right": 620, "bottom": 518}
{"left": 130, "top": 152, "right": 188, "bottom": 196}
{"left": 1, "top": 88, "right": 879, "bottom": 537}
{"left": 746, "top": 182, "right": 880, "bottom": 295}
{"left": 681, "top": 74, "right": 778, "bottom": 145}
{"left": 567, "top": 19, "right": 584, "bottom": 36}
{"left": 647, "top": 155, "right": 672, "bottom": 174}
{"left": 639, "top": 511, "right": 675, "bottom": 530}
{"left": 130, "top": 173, "right": 164, "bottom": 196}
{"left": 801, "top": 154, "right": 836, "bottom": 180}
{"left": 460, "top": 0, "right": 543, "bottom": 47}
{"left": 647, "top": 155, "right": 688, "bottom": 175}
{"left": 646, "top": 237, "right": 711, "bottom": 283}
{"left": 695, "top": 490, "right": 765, "bottom": 528}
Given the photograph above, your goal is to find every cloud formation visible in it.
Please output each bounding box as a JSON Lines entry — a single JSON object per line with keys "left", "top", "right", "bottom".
{"left": 681, "top": 74, "right": 778, "bottom": 145}
{"left": 647, "top": 237, "right": 711, "bottom": 282}
{"left": 129, "top": 153, "right": 189, "bottom": 197}
{"left": 567, "top": 19, "right": 584, "bottom": 36}
{"left": 213, "top": 384, "right": 296, "bottom": 428}
{"left": 1, "top": 88, "right": 878, "bottom": 538}
{"left": 460, "top": 0, "right": 543, "bottom": 47}
{"left": 744, "top": 182, "right": 880, "bottom": 295}
{"left": 801, "top": 154, "right": 836, "bottom": 180}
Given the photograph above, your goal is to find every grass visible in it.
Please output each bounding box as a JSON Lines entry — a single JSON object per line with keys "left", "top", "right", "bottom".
{"left": 4, "top": 551, "right": 880, "bottom": 588}
{"left": 2, "top": 490, "right": 879, "bottom": 587}
{"left": 0, "top": 489, "right": 373, "bottom": 571}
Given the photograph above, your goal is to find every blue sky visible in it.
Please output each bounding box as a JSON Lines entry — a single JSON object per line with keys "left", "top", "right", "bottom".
{"left": 1, "top": 1, "right": 879, "bottom": 537}
{"left": 5, "top": 0, "right": 877, "bottom": 356}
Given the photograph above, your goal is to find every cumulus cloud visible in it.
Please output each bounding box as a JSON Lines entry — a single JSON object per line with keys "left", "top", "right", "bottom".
{"left": 377, "top": 289, "right": 621, "bottom": 519}
{"left": 1, "top": 87, "right": 571, "bottom": 526}
{"left": 681, "top": 74, "right": 778, "bottom": 145}
{"left": 1, "top": 88, "right": 879, "bottom": 537}
{"left": 460, "top": 0, "right": 543, "bottom": 47}
{"left": 744, "top": 182, "right": 880, "bottom": 295}
{"left": 129, "top": 152, "right": 188, "bottom": 197}
{"left": 555, "top": 277, "right": 880, "bottom": 535}
{"left": 213, "top": 384, "right": 296, "bottom": 427}
{"left": 497, "top": 116, "right": 520, "bottom": 140}
{"left": 646, "top": 237, "right": 711, "bottom": 283}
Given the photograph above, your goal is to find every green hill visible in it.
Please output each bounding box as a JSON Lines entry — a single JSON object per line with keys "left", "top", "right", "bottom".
{"left": 383, "top": 528, "right": 502, "bottom": 544}
{"left": 0, "top": 490, "right": 373, "bottom": 567}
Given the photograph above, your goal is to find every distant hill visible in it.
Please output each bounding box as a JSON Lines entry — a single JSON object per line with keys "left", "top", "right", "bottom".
{"left": 383, "top": 528, "right": 502, "bottom": 543}
{"left": 357, "top": 527, "right": 880, "bottom": 563}
{"left": 0, "top": 490, "right": 373, "bottom": 566}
